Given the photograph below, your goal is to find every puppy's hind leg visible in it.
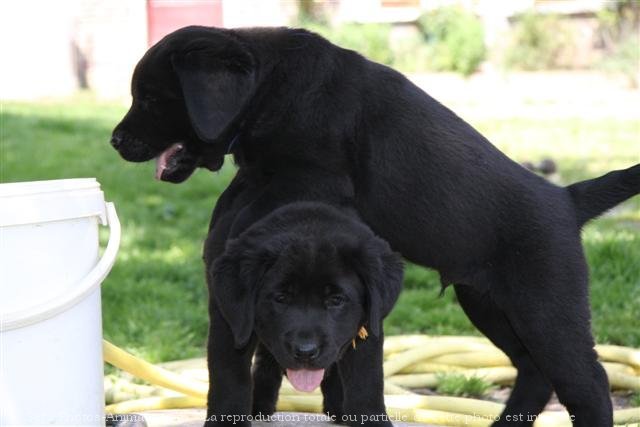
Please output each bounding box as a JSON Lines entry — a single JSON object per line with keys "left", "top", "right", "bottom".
{"left": 455, "top": 285, "right": 552, "bottom": 426}
{"left": 495, "top": 250, "right": 612, "bottom": 427}
{"left": 251, "top": 343, "right": 283, "bottom": 417}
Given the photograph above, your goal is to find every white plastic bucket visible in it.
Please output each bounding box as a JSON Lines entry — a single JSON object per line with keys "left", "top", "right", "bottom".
{"left": 0, "top": 178, "right": 120, "bottom": 426}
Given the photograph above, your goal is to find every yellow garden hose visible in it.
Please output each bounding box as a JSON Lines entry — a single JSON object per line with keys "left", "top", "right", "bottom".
{"left": 103, "top": 336, "right": 640, "bottom": 426}
{"left": 103, "top": 340, "right": 208, "bottom": 398}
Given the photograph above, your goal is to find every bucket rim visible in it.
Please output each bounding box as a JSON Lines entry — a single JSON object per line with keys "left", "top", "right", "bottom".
{"left": 0, "top": 178, "right": 108, "bottom": 227}
{"left": 0, "top": 178, "right": 100, "bottom": 198}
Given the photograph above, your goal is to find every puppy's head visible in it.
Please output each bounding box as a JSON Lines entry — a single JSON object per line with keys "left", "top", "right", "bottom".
{"left": 110, "top": 26, "right": 256, "bottom": 182}
{"left": 211, "top": 217, "right": 403, "bottom": 392}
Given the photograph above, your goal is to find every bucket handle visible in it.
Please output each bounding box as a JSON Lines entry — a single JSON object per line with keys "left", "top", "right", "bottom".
{"left": 0, "top": 202, "right": 121, "bottom": 332}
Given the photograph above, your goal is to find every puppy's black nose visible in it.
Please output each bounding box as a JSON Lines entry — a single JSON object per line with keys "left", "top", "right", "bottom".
{"left": 110, "top": 133, "right": 124, "bottom": 148}
{"left": 294, "top": 343, "right": 320, "bottom": 362}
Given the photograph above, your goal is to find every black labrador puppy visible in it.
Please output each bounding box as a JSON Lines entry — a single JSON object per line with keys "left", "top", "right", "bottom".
{"left": 201, "top": 164, "right": 397, "bottom": 426}
{"left": 207, "top": 200, "right": 402, "bottom": 426}
{"left": 111, "top": 26, "right": 640, "bottom": 427}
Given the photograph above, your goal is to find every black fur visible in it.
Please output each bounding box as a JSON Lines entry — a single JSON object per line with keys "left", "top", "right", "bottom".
{"left": 206, "top": 198, "right": 402, "bottom": 427}
{"left": 568, "top": 164, "right": 640, "bottom": 226}
{"left": 111, "top": 26, "right": 640, "bottom": 427}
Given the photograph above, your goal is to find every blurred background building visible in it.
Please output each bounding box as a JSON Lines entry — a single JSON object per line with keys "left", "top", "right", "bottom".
{"left": 1, "top": 0, "right": 638, "bottom": 99}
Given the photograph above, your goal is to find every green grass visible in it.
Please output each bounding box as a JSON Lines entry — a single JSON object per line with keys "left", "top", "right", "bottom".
{"left": 435, "top": 373, "right": 495, "bottom": 398}
{"left": 2, "top": 96, "right": 639, "bottom": 362}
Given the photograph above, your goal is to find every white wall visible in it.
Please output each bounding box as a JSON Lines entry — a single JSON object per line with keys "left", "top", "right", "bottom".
{"left": 222, "top": 0, "right": 296, "bottom": 28}
{"left": 0, "top": 0, "right": 147, "bottom": 100}
{"left": 74, "top": 0, "right": 148, "bottom": 99}
{"left": 1, "top": 0, "right": 81, "bottom": 99}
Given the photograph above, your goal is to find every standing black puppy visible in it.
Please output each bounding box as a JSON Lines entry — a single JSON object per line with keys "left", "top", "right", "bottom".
{"left": 207, "top": 200, "right": 402, "bottom": 426}
{"left": 111, "top": 26, "right": 640, "bottom": 427}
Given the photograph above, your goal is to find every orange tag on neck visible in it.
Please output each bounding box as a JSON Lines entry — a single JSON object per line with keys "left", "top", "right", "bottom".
{"left": 358, "top": 326, "right": 369, "bottom": 340}
{"left": 351, "top": 326, "right": 369, "bottom": 349}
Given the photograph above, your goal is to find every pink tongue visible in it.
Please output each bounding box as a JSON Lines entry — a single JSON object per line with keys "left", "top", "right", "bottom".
{"left": 155, "top": 143, "right": 183, "bottom": 180}
{"left": 286, "top": 368, "right": 325, "bottom": 393}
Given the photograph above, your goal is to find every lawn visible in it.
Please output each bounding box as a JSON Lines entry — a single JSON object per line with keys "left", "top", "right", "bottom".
{"left": 2, "top": 96, "right": 639, "bottom": 363}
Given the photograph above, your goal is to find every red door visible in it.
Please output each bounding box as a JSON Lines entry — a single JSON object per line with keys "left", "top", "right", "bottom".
{"left": 147, "top": 0, "right": 223, "bottom": 47}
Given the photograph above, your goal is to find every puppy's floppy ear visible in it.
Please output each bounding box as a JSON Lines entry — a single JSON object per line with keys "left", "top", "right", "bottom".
{"left": 210, "top": 239, "right": 274, "bottom": 349}
{"left": 350, "top": 237, "right": 403, "bottom": 338}
{"left": 172, "top": 39, "right": 256, "bottom": 143}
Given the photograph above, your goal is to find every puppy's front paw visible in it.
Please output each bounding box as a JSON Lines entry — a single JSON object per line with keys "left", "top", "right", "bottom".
{"left": 203, "top": 421, "right": 250, "bottom": 427}
{"left": 342, "top": 414, "right": 393, "bottom": 427}
{"left": 252, "top": 399, "right": 277, "bottom": 418}
{"left": 203, "top": 416, "right": 251, "bottom": 427}
{"left": 322, "top": 404, "right": 344, "bottom": 425}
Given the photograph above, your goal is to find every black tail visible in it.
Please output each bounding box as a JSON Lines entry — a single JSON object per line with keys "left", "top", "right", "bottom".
{"left": 567, "top": 163, "right": 640, "bottom": 227}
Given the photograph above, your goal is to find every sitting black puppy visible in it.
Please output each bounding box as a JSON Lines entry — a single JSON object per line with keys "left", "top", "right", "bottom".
{"left": 206, "top": 201, "right": 402, "bottom": 426}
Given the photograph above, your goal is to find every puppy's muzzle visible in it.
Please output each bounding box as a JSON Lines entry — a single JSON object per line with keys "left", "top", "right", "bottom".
{"left": 293, "top": 342, "right": 320, "bottom": 363}
{"left": 110, "top": 129, "right": 158, "bottom": 162}
{"left": 110, "top": 133, "right": 124, "bottom": 149}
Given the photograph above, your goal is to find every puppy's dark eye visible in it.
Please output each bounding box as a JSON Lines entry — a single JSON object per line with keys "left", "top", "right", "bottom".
{"left": 325, "top": 294, "right": 346, "bottom": 308}
{"left": 273, "top": 292, "right": 290, "bottom": 304}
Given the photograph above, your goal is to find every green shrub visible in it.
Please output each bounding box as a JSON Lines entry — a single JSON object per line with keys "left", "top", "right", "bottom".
{"left": 596, "top": 0, "right": 640, "bottom": 47}
{"left": 305, "top": 23, "right": 394, "bottom": 66}
{"left": 503, "top": 11, "right": 572, "bottom": 70}
{"left": 596, "top": 2, "right": 640, "bottom": 88}
{"left": 303, "top": 7, "right": 487, "bottom": 76}
{"left": 417, "top": 6, "right": 487, "bottom": 76}
{"left": 599, "top": 35, "right": 640, "bottom": 88}
{"left": 391, "top": 32, "right": 434, "bottom": 73}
